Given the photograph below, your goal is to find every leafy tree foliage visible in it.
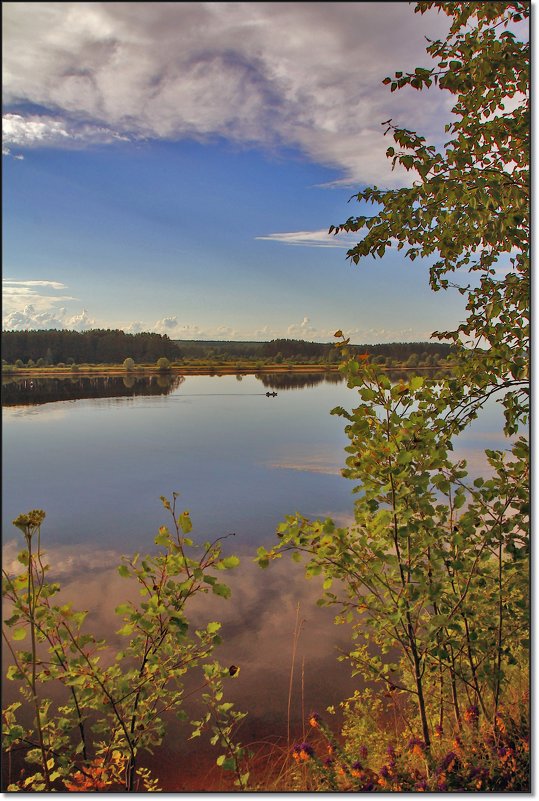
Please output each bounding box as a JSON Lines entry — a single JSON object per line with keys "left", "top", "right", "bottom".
{"left": 331, "top": 0, "right": 529, "bottom": 434}
{"left": 3, "top": 498, "right": 247, "bottom": 791}
{"left": 259, "top": 0, "right": 529, "bottom": 755}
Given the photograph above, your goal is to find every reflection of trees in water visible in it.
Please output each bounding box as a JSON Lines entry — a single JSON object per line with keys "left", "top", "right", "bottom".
{"left": 258, "top": 369, "right": 449, "bottom": 391}
{"left": 258, "top": 372, "right": 344, "bottom": 390}
{"left": 1, "top": 375, "right": 185, "bottom": 406}
{"left": 385, "top": 368, "right": 450, "bottom": 383}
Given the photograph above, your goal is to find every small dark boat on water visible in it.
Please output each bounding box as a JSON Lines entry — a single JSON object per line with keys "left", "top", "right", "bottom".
{"left": 265, "top": 391, "right": 278, "bottom": 397}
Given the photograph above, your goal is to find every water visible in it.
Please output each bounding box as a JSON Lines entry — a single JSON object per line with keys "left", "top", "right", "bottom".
{"left": 3, "top": 373, "right": 354, "bottom": 551}
{"left": 1, "top": 372, "right": 518, "bottom": 789}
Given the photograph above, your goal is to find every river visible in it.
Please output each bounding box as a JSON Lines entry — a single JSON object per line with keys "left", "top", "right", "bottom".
{"left": 1, "top": 372, "right": 516, "bottom": 789}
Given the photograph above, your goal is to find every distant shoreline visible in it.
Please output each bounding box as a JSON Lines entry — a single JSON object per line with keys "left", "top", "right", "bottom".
{"left": 2, "top": 364, "right": 448, "bottom": 378}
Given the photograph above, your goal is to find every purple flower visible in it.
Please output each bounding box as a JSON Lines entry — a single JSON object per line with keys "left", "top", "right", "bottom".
{"left": 464, "top": 704, "right": 479, "bottom": 723}
{"left": 436, "top": 751, "right": 458, "bottom": 775}
{"left": 408, "top": 736, "right": 426, "bottom": 755}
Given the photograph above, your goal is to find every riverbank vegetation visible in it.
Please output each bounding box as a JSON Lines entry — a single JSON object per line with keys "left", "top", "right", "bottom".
{"left": 2, "top": 0, "right": 528, "bottom": 792}
{"left": 2, "top": 330, "right": 452, "bottom": 373}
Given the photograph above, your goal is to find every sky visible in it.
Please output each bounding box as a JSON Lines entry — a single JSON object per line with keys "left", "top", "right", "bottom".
{"left": 2, "top": 2, "right": 480, "bottom": 344}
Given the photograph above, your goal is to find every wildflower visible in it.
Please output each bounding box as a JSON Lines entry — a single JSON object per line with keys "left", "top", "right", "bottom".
{"left": 386, "top": 744, "right": 396, "bottom": 761}
{"left": 408, "top": 736, "right": 426, "bottom": 757}
{"left": 434, "top": 724, "right": 444, "bottom": 738}
{"left": 414, "top": 778, "right": 428, "bottom": 791}
{"left": 452, "top": 735, "right": 462, "bottom": 752}
{"left": 379, "top": 765, "right": 390, "bottom": 780}
{"left": 292, "top": 742, "right": 314, "bottom": 762}
{"left": 323, "top": 757, "right": 335, "bottom": 767}
{"left": 327, "top": 744, "right": 334, "bottom": 756}
{"left": 358, "top": 745, "right": 368, "bottom": 760}
{"left": 359, "top": 353, "right": 369, "bottom": 362}
{"left": 309, "top": 713, "right": 321, "bottom": 728}
{"left": 436, "top": 751, "right": 458, "bottom": 774}
{"left": 494, "top": 714, "right": 506, "bottom": 733}
{"left": 351, "top": 761, "right": 362, "bottom": 778}
{"left": 464, "top": 704, "right": 479, "bottom": 724}
{"left": 468, "top": 765, "right": 486, "bottom": 787}
{"left": 497, "top": 745, "right": 514, "bottom": 765}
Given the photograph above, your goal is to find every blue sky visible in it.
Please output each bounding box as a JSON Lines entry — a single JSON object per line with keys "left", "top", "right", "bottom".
{"left": 2, "top": 2, "right": 482, "bottom": 343}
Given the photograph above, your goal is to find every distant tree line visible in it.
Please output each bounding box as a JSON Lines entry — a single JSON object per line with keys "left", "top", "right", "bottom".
{"left": 2, "top": 329, "right": 180, "bottom": 365}
{"left": 175, "top": 338, "right": 453, "bottom": 365}
{"left": 260, "top": 338, "right": 452, "bottom": 363}
{"left": 2, "top": 329, "right": 453, "bottom": 366}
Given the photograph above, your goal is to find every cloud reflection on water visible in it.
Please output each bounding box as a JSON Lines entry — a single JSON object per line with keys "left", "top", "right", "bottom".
{"left": 3, "top": 541, "right": 360, "bottom": 788}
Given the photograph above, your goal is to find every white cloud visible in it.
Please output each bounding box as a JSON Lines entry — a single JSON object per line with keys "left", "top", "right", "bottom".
{"left": 2, "top": 113, "right": 130, "bottom": 152}
{"left": 2, "top": 2, "right": 455, "bottom": 184}
{"left": 345, "top": 325, "right": 433, "bottom": 344}
{"left": 287, "top": 315, "right": 318, "bottom": 339}
{"left": 124, "top": 320, "right": 144, "bottom": 334}
{"left": 256, "top": 228, "right": 360, "bottom": 248}
{"left": 2, "top": 304, "right": 96, "bottom": 332}
{"left": 2, "top": 278, "right": 96, "bottom": 331}
{"left": 3, "top": 279, "right": 68, "bottom": 290}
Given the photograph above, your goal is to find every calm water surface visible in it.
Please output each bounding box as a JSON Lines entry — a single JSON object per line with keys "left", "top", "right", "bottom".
{"left": 3, "top": 374, "right": 355, "bottom": 550}
{"left": 1, "top": 372, "right": 517, "bottom": 789}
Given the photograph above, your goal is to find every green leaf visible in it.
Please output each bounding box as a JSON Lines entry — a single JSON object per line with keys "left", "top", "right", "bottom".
{"left": 207, "top": 621, "right": 221, "bottom": 634}
{"left": 154, "top": 526, "right": 170, "bottom": 547}
{"left": 212, "top": 583, "right": 231, "bottom": 599}
{"left": 117, "top": 623, "right": 135, "bottom": 637}
{"left": 178, "top": 511, "right": 192, "bottom": 534}
{"left": 6, "top": 665, "right": 23, "bottom": 681}
{"left": 221, "top": 555, "right": 240, "bottom": 569}
{"left": 12, "top": 628, "right": 27, "bottom": 641}
{"left": 216, "top": 756, "right": 236, "bottom": 771}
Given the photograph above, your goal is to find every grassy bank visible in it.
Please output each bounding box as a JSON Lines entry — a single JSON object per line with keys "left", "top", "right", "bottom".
{"left": 2, "top": 361, "right": 450, "bottom": 378}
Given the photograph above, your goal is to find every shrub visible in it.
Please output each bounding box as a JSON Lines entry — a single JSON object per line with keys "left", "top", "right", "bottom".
{"left": 156, "top": 357, "right": 171, "bottom": 371}
{"left": 2, "top": 498, "right": 248, "bottom": 791}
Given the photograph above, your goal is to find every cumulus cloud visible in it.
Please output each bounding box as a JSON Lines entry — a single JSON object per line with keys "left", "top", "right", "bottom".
{"left": 2, "top": 278, "right": 96, "bottom": 331}
{"left": 256, "top": 228, "right": 360, "bottom": 248}
{"left": 3, "top": 304, "right": 96, "bottom": 332}
{"left": 149, "top": 318, "right": 240, "bottom": 340}
{"left": 286, "top": 315, "right": 318, "bottom": 339}
{"left": 2, "top": 2, "right": 453, "bottom": 184}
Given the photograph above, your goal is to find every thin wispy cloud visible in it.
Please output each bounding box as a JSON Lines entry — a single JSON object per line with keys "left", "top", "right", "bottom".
{"left": 3, "top": 113, "right": 129, "bottom": 153}
{"left": 2, "top": 2, "right": 451, "bottom": 184}
{"left": 256, "top": 229, "right": 359, "bottom": 248}
{"left": 3, "top": 279, "right": 68, "bottom": 290}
